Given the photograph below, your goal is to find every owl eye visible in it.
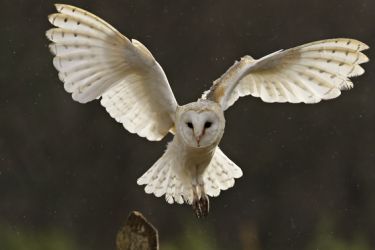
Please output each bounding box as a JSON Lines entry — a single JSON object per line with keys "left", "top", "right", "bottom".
{"left": 186, "top": 122, "right": 193, "bottom": 129}
{"left": 204, "top": 122, "right": 212, "bottom": 128}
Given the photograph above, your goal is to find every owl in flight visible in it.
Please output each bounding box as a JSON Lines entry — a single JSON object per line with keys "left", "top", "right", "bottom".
{"left": 46, "top": 4, "right": 369, "bottom": 218}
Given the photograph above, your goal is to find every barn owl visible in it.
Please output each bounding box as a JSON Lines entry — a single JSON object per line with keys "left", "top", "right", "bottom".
{"left": 46, "top": 4, "right": 369, "bottom": 218}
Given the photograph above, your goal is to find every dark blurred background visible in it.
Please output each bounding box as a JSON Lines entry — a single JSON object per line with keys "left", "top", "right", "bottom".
{"left": 1, "top": 0, "right": 374, "bottom": 249}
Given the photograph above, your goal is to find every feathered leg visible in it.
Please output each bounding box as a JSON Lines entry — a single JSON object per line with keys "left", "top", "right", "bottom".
{"left": 191, "top": 175, "right": 209, "bottom": 218}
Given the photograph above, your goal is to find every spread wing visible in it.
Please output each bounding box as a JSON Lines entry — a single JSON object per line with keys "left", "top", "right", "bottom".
{"left": 46, "top": 4, "right": 178, "bottom": 141}
{"left": 202, "top": 39, "right": 369, "bottom": 111}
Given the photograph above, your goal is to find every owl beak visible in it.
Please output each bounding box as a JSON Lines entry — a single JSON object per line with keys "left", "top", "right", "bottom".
{"left": 195, "top": 134, "right": 203, "bottom": 147}
{"left": 194, "top": 127, "right": 205, "bottom": 147}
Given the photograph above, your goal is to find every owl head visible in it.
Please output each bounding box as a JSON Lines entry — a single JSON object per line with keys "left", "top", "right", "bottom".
{"left": 176, "top": 100, "right": 225, "bottom": 148}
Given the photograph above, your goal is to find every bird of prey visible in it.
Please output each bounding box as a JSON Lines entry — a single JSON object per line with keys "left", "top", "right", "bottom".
{"left": 46, "top": 4, "right": 369, "bottom": 218}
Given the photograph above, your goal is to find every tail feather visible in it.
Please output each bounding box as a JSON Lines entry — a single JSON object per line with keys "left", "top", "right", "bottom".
{"left": 166, "top": 175, "right": 183, "bottom": 204}
{"left": 165, "top": 174, "right": 176, "bottom": 204}
{"left": 154, "top": 167, "right": 171, "bottom": 198}
{"left": 203, "top": 148, "right": 243, "bottom": 197}
{"left": 141, "top": 158, "right": 168, "bottom": 194}
{"left": 137, "top": 150, "right": 194, "bottom": 205}
{"left": 138, "top": 147, "right": 242, "bottom": 204}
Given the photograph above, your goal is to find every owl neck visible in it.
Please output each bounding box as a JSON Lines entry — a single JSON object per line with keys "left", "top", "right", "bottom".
{"left": 169, "top": 135, "right": 217, "bottom": 174}
{"left": 174, "top": 134, "right": 218, "bottom": 155}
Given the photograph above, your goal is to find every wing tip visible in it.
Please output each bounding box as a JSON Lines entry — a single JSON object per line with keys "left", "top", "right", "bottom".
{"left": 359, "top": 40, "right": 370, "bottom": 51}
{"left": 45, "top": 28, "right": 55, "bottom": 41}
{"left": 343, "top": 38, "right": 370, "bottom": 51}
{"left": 47, "top": 13, "right": 57, "bottom": 25}
{"left": 358, "top": 53, "right": 370, "bottom": 64}
{"left": 48, "top": 44, "right": 56, "bottom": 55}
{"left": 54, "top": 3, "right": 69, "bottom": 12}
{"left": 54, "top": 3, "right": 61, "bottom": 11}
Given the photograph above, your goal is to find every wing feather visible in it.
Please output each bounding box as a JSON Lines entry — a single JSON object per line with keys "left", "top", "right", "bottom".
{"left": 47, "top": 4, "right": 178, "bottom": 141}
{"left": 202, "top": 38, "right": 369, "bottom": 109}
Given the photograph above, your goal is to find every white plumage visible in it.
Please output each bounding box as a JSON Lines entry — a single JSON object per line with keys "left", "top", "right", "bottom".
{"left": 46, "top": 4, "right": 369, "bottom": 218}
{"left": 46, "top": 4, "right": 177, "bottom": 141}
{"left": 203, "top": 39, "right": 369, "bottom": 110}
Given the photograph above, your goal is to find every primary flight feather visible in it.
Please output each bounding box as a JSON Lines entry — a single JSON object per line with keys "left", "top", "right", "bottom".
{"left": 46, "top": 4, "right": 369, "bottom": 218}
{"left": 47, "top": 4, "right": 177, "bottom": 141}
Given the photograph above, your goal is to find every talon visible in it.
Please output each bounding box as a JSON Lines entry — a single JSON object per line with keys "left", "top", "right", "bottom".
{"left": 192, "top": 199, "right": 202, "bottom": 218}
{"left": 192, "top": 194, "right": 209, "bottom": 218}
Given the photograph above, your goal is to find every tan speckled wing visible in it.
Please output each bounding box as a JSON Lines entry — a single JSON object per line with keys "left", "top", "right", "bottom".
{"left": 46, "top": 4, "right": 178, "bottom": 141}
{"left": 202, "top": 39, "right": 369, "bottom": 110}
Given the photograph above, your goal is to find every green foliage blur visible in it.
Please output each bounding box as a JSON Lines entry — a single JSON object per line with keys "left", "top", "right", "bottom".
{"left": 161, "top": 222, "right": 218, "bottom": 250}
{"left": 307, "top": 218, "right": 370, "bottom": 250}
{"left": 0, "top": 225, "right": 83, "bottom": 250}
{"left": 1, "top": 217, "right": 372, "bottom": 250}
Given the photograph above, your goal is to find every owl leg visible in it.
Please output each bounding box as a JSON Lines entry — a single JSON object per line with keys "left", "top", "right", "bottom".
{"left": 191, "top": 179, "right": 209, "bottom": 218}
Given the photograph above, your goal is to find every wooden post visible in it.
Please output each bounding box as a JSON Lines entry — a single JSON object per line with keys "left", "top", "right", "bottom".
{"left": 116, "top": 211, "right": 159, "bottom": 250}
